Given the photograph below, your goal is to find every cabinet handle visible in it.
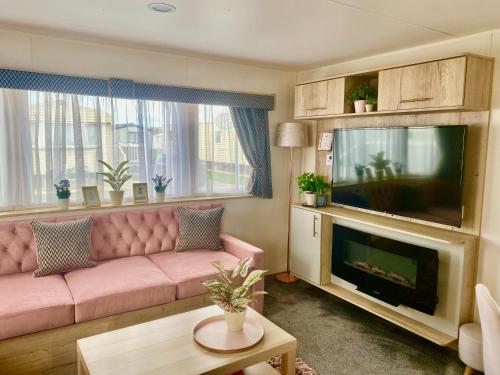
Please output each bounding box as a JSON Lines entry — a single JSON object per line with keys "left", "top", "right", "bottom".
{"left": 400, "top": 97, "right": 432, "bottom": 103}
{"left": 312, "top": 215, "right": 319, "bottom": 237}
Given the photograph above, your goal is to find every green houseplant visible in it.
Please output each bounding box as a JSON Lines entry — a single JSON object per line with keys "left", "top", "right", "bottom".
{"left": 97, "top": 160, "right": 132, "bottom": 206}
{"left": 369, "top": 152, "right": 391, "bottom": 180}
{"left": 202, "top": 257, "right": 267, "bottom": 331}
{"left": 54, "top": 179, "right": 71, "bottom": 210}
{"left": 347, "top": 83, "right": 377, "bottom": 113}
{"left": 365, "top": 95, "right": 377, "bottom": 112}
{"left": 297, "top": 172, "right": 330, "bottom": 206}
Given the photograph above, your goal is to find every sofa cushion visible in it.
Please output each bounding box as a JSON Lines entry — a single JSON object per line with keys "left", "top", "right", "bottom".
{"left": 0, "top": 272, "right": 74, "bottom": 340}
{"left": 32, "top": 217, "right": 96, "bottom": 277}
{"left": 148, "top": 250, "right": 240, "bottom": 299}
{"left": 64, "top": 256, "right": 176, "bottom": 323}
{"left": 175, "top": 207, "right": 224, "bottom": 252}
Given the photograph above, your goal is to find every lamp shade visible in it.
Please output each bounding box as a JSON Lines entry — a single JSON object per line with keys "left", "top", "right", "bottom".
{"left": 275, "top": 122, "right": 308, "bottom": 148}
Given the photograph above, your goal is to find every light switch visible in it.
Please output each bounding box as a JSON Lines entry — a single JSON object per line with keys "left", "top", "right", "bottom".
{"left": 325, "top": 154, "right": 333, "bottom": 166}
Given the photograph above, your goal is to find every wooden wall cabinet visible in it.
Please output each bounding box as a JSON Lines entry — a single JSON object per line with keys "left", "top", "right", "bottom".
{"left": 378, "top": 56, "right": 490, "bottom": 111}
{"left": 295, "top": 54, "right": 493, "bottom": 119}
{"left": 295, "top": 78, "right": 345, "bottom": 118}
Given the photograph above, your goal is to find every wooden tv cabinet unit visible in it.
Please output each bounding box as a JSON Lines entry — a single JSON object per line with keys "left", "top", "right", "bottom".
{"left": 289, "top": 204, "right": 478, "bottom": 346}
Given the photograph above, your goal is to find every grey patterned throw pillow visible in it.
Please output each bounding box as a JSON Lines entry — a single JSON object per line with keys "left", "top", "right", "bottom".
{"left": 175, "top": 207, "right": 224, "bottom": 251}
{"left": 32, "top": 217, "right": 96, "bottom": 277}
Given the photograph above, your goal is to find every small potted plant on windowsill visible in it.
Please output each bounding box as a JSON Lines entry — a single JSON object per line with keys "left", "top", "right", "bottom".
{"left": 347, "top": 82, "right": 377, "bottom": 114}
{"left": 297, "top": 172, "right": 330, "bottom": 206}
{"left": 152, "top": 175, "right": 172, "bottom": 203}
{"left": 54, "top": 179, "right": 71, "bottom": 209}
{"left": 98, "top": 160, "right": 132, "bottom": 206}
{"left": 202, "top": 257, "right": 267, "bottom": 332}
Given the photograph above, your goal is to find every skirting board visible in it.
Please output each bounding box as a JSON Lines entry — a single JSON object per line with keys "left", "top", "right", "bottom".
{"left": 0, "top": 294, "right": 213, "bottom": 375}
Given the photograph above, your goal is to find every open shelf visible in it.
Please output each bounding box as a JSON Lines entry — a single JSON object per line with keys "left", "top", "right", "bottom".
{"left": 292, "top": 204, "right": 476, "bottom": 245}
{"left": 294, "top": 105, "right": 483, "bottom": 120}
{"left": 315, "top": 282, "right": 456, "bottom": 346}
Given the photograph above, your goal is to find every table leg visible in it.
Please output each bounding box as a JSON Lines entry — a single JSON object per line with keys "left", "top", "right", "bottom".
{"left": 281, "top": 348, "right": 296, "bottom": 375}
{"left": 77, "top": 347, "right": 87, "bottom": 375}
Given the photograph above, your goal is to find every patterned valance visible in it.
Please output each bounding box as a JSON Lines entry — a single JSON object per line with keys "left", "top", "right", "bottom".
{"left": 0, "top": 68, "right": 274, "bottom": 110}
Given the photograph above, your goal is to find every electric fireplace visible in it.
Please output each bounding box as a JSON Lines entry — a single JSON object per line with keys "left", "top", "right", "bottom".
{"left": 332, "top": 224, "right": 439, "bottom": 315}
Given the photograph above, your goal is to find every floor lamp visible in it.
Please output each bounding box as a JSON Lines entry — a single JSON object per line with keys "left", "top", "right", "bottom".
{"left": 275, "top": 122, "right": 308, "bottom": 283}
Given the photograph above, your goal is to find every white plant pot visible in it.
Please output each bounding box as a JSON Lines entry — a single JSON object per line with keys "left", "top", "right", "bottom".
{"left": 109, "top": 190, "right": 124, "bottom": 206}
{"left": 375, "top": 170, "right": 384, "bottom": 180}
{"left": 224, "top": 309, "right": 247, "bottom": 332}
{"left": 58, "top": 198, "right": 69, "bottom": 210}
{"left": 304, "top": 193, "right": 317, "bottom": 206}
{"left": 156, "top": 191, "right": 165, "bottom": 203}
{"left": 354, "top": 100, "right": 366, "bottom": 113}
{"left": 365, "top": 103, "right": 376, "bottom": 112}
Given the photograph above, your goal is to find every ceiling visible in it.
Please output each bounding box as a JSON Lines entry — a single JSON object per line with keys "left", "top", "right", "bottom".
{"left": 0, "top": 0, "right": 499, "bottom": 70}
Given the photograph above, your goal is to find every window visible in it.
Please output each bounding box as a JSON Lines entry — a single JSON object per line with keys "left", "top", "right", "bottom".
{"left": 0, "top": 88, "right": 251, "bottom": 209}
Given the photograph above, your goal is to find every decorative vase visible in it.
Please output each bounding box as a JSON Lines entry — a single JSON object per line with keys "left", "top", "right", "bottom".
{"left": 58, "top": 198, "right": 69, "bottom": 210}
{"left": 156, "top": 191, "right": 165, "bottom": 203}
{"left": 109, "top": 190, "right": 124, "bottom": 206}
{"left": 376, "top": 170, "right": 384, "bottom": 180}
{"left": 224, "top": 309, "right": 247, "bottom": 332}
{"left": 365, "top": 104, "right": 375, "bottom": 112}
{"left": 304, "top": 192, "right": 317, "bottom": 206}
{"left": 354, "top": 100, "right": 366, "bottom": 113}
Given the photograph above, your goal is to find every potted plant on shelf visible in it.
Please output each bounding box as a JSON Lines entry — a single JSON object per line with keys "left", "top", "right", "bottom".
{"left": 152, "top": 175, "right": 172, "bottom": 203}
{"left": 54, "top": 179, "right": 71, "bottom": 209}
{"left": 297, "top": 172, "right": 330, "bottom": 206}
{"left": 97, "top": 160, "right": 132, "bottom": 206}
{"left": 354, "top": 164, "right": 365, "bottom": 183}
{"left": 369, "top": 152, "right": 391, "bottom": 180}
{"left": 365, "top": 95, "right": 377, "bottom": 112}
{"left": 347, "top": 82, "right": 377, "bottom": 114}
{"left": 202, "top": 257, "right": 267, "bottom": 332}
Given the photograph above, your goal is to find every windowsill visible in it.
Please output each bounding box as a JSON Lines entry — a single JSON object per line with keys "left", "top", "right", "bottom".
{"left": 0, "top": 194, "right": 253, "bottom": 221}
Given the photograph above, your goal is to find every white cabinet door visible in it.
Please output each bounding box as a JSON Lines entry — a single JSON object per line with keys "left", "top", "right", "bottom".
{"left": 290, "top": 207, "right": 322, "bottom": 284}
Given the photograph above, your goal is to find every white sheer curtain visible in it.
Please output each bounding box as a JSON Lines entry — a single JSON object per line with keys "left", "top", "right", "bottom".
{"left": 30, "top": 92, "right": 111, "bottom": 204}
{"left": 0, "top": 88, "right": 250, "bottom": 209}
{"left": 0, "top": 89, "right": 32, "bottom": 207}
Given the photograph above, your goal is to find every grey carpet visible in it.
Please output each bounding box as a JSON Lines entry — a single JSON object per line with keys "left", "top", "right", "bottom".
{"left": 263, "top": 276, "right": 465, "bottom": 375}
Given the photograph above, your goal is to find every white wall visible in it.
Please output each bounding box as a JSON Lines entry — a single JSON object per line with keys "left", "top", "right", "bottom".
{"left": 296, "top": 29, "right": 500, "bottom": 310}
{"left": 0, "top": 28, "right": 296, "bottom": 273}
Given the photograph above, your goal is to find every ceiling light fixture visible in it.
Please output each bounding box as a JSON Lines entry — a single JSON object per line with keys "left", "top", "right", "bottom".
{"left": 148, "top": 3, "right": 176, "bottom": 13}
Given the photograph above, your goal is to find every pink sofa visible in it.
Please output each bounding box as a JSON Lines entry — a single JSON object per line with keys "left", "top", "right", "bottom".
{"left": 0, "top": 204, "right": 265, "bottom": 340}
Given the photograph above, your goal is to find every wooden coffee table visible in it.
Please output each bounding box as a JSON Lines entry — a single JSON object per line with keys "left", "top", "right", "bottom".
{"left": 77, "top": 305, "right": 297, "bottom": 375}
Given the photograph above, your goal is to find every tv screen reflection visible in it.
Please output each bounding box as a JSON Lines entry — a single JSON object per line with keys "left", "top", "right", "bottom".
{"left": 332, "top": 125, "right": 467, "bottom": 227}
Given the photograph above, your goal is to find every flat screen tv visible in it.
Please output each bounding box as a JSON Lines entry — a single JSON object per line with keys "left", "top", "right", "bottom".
{"left": 331, "top": 125, "right": 467, "bottom": 227}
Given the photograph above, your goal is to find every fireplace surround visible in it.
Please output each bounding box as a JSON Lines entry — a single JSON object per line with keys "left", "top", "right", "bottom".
{"left": 332, "top": 224, "right": 439, "bottom": 315}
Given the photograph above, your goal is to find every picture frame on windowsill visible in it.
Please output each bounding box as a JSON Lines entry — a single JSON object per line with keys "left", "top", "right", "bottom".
{"left": 82, "top": 186, "right": 101, "bottom": 208}
{"left": 133, "top": 183, "right": 149, "bottom": 203}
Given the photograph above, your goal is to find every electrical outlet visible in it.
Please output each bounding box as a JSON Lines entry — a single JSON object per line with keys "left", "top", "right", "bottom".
{"left": 326, "top": 154, "right": 333, "bottom": 166}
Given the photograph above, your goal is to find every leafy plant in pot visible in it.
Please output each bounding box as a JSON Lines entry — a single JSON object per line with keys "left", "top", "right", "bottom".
{"left": 365, "top": 95, "right": 377, "bottom": 112}
{"left": 98, "top": 160, "right": 132, "bottom": 206}
{"left": 151, "top": 174, "right": 172, "bottom": 203}
{"left": 202, "top": 257, "right": 267, "bottom": 331}
{"left": 369, "top": 152, "right": 391, "bottom": 180}
{"left": 54, "top": 179, "right": 71, "bottom": 209}
{"left": 297, "top": 172, "right": 330, "bottom": 206}
{"left": 347, "top": 83, "right": 377, "bottom": 113}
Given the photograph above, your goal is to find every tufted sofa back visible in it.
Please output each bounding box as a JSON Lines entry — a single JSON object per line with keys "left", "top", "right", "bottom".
{"left": 0, "top": 203, "right": 219, "bottom": 277}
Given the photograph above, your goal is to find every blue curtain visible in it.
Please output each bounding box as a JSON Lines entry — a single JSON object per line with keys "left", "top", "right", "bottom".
{"left": 230, "top": 107, "right": 273, "bottom": 198}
